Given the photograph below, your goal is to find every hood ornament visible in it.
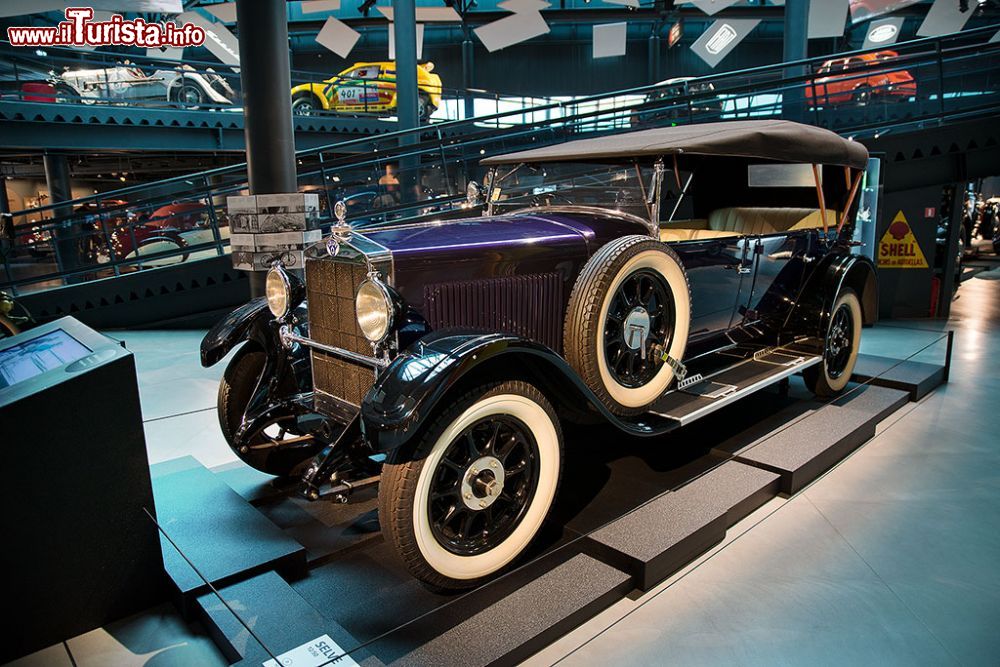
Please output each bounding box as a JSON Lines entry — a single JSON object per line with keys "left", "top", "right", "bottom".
{"left": 327, "top": 199, "right": 352, "bottom": 257}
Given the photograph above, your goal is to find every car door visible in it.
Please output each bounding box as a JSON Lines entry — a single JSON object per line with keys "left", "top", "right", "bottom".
{"left": 733, "top": 230, "right": 814, "bottom": 330}
{"left": 671, "top": 234, "right": 753, "bottom": 341}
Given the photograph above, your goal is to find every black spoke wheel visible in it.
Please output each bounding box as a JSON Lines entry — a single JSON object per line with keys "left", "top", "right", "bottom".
{"left": 564, "top": 236, "right": 691, "bottom": 415}
{"left": 825, "top": 303, "right": 854, "bottom": 379}
{"left": 379, "top": 380, "right": 563, "bottom": 591}
{"left": 602, "top": 269, "right": 674, "bottom": 388}
{"left": 803, "top": 288, "right": 862, "bottom": 397}
{"left": 217, "top": 344, "right": 322, "bottom": 477}
{"left": 428, "top": 415, "right": 539, "bottom": 556}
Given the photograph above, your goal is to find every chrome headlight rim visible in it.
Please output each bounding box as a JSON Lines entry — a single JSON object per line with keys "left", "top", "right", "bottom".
{"left": 355, "top": 277, "right": 395, "bottom": 343}
{"left": 265, "top": 265, "right": 292, "bottom": 318}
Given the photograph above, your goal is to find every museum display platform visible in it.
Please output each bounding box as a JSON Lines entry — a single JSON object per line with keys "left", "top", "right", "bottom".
{"left": 148, "top": 343, "right": 951, "bottom": 667}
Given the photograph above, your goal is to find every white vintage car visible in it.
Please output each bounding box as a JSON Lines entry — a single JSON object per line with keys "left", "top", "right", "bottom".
{"left": 55, "top": 63, "right": 235, "bottom": 107}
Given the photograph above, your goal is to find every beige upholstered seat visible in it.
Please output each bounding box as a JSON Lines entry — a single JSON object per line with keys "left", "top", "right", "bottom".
{"left": 659, "top": 227, "right": 741, "bottom": 242}
{"left": 659, "top": 208, "right": 839, "bottom": 242}
{"left": 707, "top": 207, "right": 839, "bottom": 234}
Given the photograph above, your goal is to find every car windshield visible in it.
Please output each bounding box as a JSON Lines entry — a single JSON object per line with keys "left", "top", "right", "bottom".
{"left": 488, "top": 161, "right": 656, "bottom": 221}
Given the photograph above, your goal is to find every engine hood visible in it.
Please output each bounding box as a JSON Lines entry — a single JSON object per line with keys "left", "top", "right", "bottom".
{"left": 345, "top": 208, "right": 650, "bottom": 314}
{"left": 357, "top": 208, "right": 648, "bottom": 261}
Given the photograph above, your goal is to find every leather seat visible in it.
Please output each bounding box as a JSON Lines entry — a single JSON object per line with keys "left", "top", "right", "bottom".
{"left": 659, "top": 228, "right": 741, "bottom": 242}
{"left": 707, "top": 207, "right": 839, "bottom": 235}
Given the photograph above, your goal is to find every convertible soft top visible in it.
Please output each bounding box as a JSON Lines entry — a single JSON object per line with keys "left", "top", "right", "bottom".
{"left": 481, "top": 120, "right": 869, "bottom": 170}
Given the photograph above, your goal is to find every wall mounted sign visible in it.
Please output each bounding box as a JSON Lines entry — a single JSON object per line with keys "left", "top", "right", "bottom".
{"left": 593, "top": 22, "right": 627, "bottom": 59}
{"left": 315, "top": 16, "right": 360, "bottom": 58}
{"left": 878, "top": 211, "right": 928, "bottom": 269}
{"left": 917, "top": 0, "right": 976, "bottom": 37}
{"left": 862, "top": 17, "right": 904, "bottom": 49}
{"left": 690, "top": 18, "right": 760, "bottom": 68}
{"left": 808, "top": 0, "right": 850, "bottom": 39}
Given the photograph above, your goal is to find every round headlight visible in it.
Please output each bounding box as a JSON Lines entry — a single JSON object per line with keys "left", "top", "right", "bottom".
{"left": 265, "top": 266, "right": 291, "bottom": 318}
{"left": 355, "top": 278, "right": 393, "bottom": 343}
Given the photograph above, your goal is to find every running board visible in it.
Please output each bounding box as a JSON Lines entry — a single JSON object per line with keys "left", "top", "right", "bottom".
{"left": 648, "top": 349, "right": 822, "bottom": 426}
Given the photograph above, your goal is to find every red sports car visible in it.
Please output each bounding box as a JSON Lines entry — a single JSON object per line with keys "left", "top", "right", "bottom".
{"left": 806, "top": 50, "right": 916, "bottom": 106}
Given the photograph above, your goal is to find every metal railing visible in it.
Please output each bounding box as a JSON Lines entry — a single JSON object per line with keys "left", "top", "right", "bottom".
{"left": 3, "top": 25, "right": 998, "bottom": 295}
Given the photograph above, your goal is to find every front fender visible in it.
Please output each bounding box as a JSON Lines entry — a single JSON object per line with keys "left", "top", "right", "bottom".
{"left": 290, "top": 82, "right": 330, "bottom": 108}
{"left": 200, "top": 297, "right": 271, "bottom": 367}
{"left": 360, "top": 332, "right": 679, "bottom": 453}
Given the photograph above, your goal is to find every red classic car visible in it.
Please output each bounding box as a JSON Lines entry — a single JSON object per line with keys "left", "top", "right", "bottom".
{"left": 806, "top": 50, "right": 916, "bottom": 106}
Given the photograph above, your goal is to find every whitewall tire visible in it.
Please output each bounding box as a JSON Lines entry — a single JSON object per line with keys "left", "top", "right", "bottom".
{"left": 565, "top": 236, "right": 691, "bottom": 414}
{"left": 378, "top": 381, "right": 563, "bottom": 590}
{"left": 803, "top": 288, "right": 862, "bottom": 396}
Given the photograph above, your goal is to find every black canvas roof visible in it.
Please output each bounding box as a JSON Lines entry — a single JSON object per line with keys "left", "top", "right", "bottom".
{"left": 481, "top": 120, "right": 869, "bottom": 169}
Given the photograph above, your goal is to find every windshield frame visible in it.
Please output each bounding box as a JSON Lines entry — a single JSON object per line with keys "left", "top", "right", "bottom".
{"left": 485, "top": 158, "right": 664, "bottom": 237}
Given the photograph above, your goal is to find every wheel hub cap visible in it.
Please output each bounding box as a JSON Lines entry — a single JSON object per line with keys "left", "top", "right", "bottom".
{"left": 623, "top": 307, "right": 651, "bottom": 351}
{"left": 461, "top": 456, "right": 505, "bottom": 510}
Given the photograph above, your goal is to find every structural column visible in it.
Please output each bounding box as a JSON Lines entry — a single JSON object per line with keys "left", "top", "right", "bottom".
{"left": 235, "top": 0, "right": 297, "bottom": 296}
{"left": 43, "top": 152, "right": 82, "bottom": 284}
{"left": 782, "top": 0, "right": 809, "bottom": 121}
{"left": 392, "top": 0, "right": 420, "bottom": 202}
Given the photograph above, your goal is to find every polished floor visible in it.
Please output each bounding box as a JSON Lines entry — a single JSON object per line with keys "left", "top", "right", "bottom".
{"left": 10, "top": 276, "right": 999, "bottom": 667}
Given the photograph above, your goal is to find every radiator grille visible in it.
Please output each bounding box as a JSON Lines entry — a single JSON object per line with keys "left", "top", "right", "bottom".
{"left": 306, "top": 257, "right": 385, "bottom": 408}
{"left": 423, "top": 273, "right": 564, "bottom": 352}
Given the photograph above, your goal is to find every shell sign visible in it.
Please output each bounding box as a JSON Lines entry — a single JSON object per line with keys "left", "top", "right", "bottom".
{"left": 878, "top": 211, "right": 928, "bottom": 269}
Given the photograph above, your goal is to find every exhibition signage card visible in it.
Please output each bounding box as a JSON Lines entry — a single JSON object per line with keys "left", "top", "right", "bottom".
{"left": 261, "top": 634, "right": 359, "bottom": 667}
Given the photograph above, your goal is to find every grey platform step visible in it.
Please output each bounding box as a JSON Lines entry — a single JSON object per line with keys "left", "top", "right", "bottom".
{"left": 385, "top": 554, "right": 631, "bottom": 667}
{"left": 650, "top": 349, "right": 821, "bottom": 425}
{"left": 851, "top": 353, "right": 947, "bottom": 401}
{"left": 197, "top": 571, "right": 376, "bottom": 667}
{"left": 584, "top": 461, "right": 781, "bottom": 591}
{"left": 723, "top": 384, "right": 909, "bottom": 494}
{"left": 150, "top": 457, "right": 306, "bottom": 607}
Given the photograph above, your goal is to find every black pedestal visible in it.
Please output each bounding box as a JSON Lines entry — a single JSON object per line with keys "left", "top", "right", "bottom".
{"left": 0, "top": 318, "right": 166, "bottom": 663}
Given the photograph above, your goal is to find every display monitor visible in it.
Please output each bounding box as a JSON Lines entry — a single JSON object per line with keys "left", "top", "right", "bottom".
{"left": 0, "top": 329, "right": 91, "bottom": 389}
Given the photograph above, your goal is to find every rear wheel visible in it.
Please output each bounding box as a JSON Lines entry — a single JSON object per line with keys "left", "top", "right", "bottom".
{"left": 803, "top": 289, "right": 862, "bottom": 397}
{"left": 379, "top": 381, "right": 563, "bottom": 591}
{"left": 292, "top": 92, "right": 321, "bottom": 116}
{"left": 853, "top": 84, "right": 872, "bottom": 105}
{"left": 417, "top": 92, "right": 434, "bottom": 121}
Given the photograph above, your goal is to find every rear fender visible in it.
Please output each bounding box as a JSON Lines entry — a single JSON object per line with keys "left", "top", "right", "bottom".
{"left": 360, "top": 332, "right": 679, "bottom": 453}
{"left": 783, "top": 251, "right": 878, "bottom": 345}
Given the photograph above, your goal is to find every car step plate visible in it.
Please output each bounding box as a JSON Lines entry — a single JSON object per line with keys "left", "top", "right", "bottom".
{"left": 649, "top": 350, "right": 822, "bottom": 425}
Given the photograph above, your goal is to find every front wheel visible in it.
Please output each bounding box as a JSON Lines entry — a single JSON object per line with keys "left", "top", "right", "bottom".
{"left": 217, "top": 343, "right": 318, "bottom": 477}
{"left": 803, "top": 289, "right": 862, "bottom": 397}
{"left": 172, "top": 82, "right": 204, "bottom": 107}
{"left": 378, "top": 380, "right": 563, "bottom": 591}
{"left": 292, "top": 92, "right": 321, "bottom": 116}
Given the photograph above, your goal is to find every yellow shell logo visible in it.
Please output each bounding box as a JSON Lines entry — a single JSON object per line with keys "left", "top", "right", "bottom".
{"left": 877, "top": 211, "right": 928, "bottom": 269}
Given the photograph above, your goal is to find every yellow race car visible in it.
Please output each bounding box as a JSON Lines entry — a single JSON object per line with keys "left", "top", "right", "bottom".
{"left": 290, "top": 61, "right": 442, "bottom": 120}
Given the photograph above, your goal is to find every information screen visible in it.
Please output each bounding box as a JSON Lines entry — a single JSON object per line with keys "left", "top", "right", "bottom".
{"left": 0, "top": 329, "right": 92, "bottom": 390}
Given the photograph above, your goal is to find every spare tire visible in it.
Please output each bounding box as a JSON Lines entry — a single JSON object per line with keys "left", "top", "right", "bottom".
{"left": 564, "top": 235, "right": 691, "bottom": 415}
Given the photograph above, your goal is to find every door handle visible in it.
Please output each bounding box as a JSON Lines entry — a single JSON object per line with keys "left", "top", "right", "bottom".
{"left": 724, "top": 264, "right": 752, "bottom": 274}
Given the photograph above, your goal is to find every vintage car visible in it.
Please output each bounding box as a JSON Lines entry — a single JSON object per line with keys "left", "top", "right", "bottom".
{"left": 201, "top": 120, "right": 875, "bottom": 590}
{"left": 290, "top": 61, "right": 442, "bottom": 120}
{"left": 55, "top": 64, "right": 235, "bottom": 107}
{"left": 632, "top": 76, "right": 722, "bottom": 126}
{"left": 806, "top": 50, "right": 916, "bottom": 106}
